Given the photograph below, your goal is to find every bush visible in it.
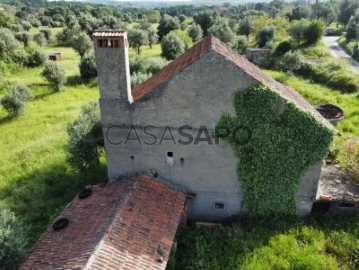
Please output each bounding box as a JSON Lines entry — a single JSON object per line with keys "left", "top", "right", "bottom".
{"left": 67, "top": 101, "right": 103, "bottom": 170}
{"left": 21, "top": 20, "right": 32, "bottom": 31}
{"left": 33, "top": 32, "right": 47, "bottom": 46}
{"left": 304, "top": 19, "right": 325, "bottom": 44}
{"left": 289, "top": 19, "right": 309, "bottom": 45}
{"left": 0, "top": 28, "right": 19, "bottom": 55}
{"left": 79, "top": 54, "right": 97, "bottom": 81}
{"left": 161, "top": 33, "right": 185, "bottom": 60}
{"left": 232, "top": 36, "right": 248, "bottom": 55}
{"left": 130, "top": 56, "right": 168, "bottom": 75}
{"left": 131, "top": 72, "right": 152, "bottom": 87}
{"left": 282, "top": 51, "right": 303, "bottom": 72}
{"left": 26, "top": 50, "right": 47, "bottom": 67}
{"left": 257, "top": 25, "right": 275, "bottom": 48}
{"left": 0, "top": 208, "right": 27, "bottom": 270}
{"left": 275, "top": 40, "right": 292, "bottom": 56}
{"left": 41, "top": 62, "right": 67, "bottom": 91}
{"left": 1, "top": 84, "right": 34, "bottom": 116}
{"left": 9, "top": 24, "right": 23, "bottom": 32}
{"left": 147, "top": 57, "right": 169, "bottom": 74}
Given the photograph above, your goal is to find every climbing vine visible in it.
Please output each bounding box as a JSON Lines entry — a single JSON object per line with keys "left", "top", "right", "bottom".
{"left": 218, "top": 85, "right": 333, "bottom": 216}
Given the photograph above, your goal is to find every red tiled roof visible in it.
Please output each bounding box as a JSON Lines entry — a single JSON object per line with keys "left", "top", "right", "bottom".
{"left": 131, "top": 35, "right": 334, "bottom": 130}
{"left": 93, "top": 29, "right": 126, "bottom": 37}
{"left": 19, "top": 175, "right": 186, "bottom": 270}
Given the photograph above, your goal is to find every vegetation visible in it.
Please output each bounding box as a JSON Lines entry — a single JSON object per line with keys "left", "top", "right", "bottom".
{"left": 281, "top": 50, "right": 303, "bottom": 72}
{"left": 71, "top": 32, "right": 92, "bottom": 58}
{"left": 79, "top": 54, "right": 97, "bottom": 81}
{"left": 0, "top": 208, "right": 27, "bottom": 270}
{"left": 161, "top": 33, "right": 185, "bottom": 60}
{"left": 187, "top": 23, "right": 203, "bottom": 43}
{"left": 41, "top": 62, "right": 67, "bottom": 91}
{"left": 1, "top": 84, "right": 33, "bottom": 117}
{"left": 218, "top": 85, "right": 333, "bottom": 216}
{"left": 257, "top": 26, "right": 275, "bottom": 48}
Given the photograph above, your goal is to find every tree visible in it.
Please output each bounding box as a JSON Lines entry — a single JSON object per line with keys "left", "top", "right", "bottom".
{"left": 304, "top": 19, "right": 325, "bottom": 44}
{"left": 0, "top": 12, "right": 13, "bottom": 28}
{"left": 208, "top": 20, "right": 235, "bottom": 44}
{"left": 338, "top": 0, "right": 359, "bottom": 25}
{"left": 26, "top": 50, "right": 47, "bottom": 67}
{"left": 147, "top": 28, "right": 158, "bottom": 49}
{"left": 71, "top": 32, "right": 92, "bottom": 58}
{"left": 316, "top": 3, "right": 337, "bottom": 24}
{"left": 15, "top": 32, "right": 32, "bottom": 47}
{"left": 282, "top": 50, "right": 303, "bottom": 72}
{"left": 79, "top": 54, "right": 97, "bottom": 81}
{"left": 128, "top": 28, "right": 148, "bottom": 55}
{"left": 257, "top": 26, "right": 276, "bottom": 48}
{"left": 275, "top": 40, "right": 292, "bottom": 56}
{"left": 269, "top": 0, "right": 285, "bottom": 17}
{"left": 161, "top": 33, "right": 185, "bottom": 60}
{"left": 67, "top": 101, "right": 103, "bottom": 171}
{"left": 193, "top": 10, "right": 218, "bottom": 36}
{"left": 157, "top": 14, "right": 180, "bottom": 40}
{"left": 33, "top": 32, "right": 47, "bottom": 46}
{"left": 346, "top": 10, "right": 359, "bottom": 40}
{"left": 238, "top": 17, "right": 253, "bottom": 38}
{"left": 1, "top": 84, "right": 33, "bottom": 117}
{"left": 289, "top": 5, "right": 311, "bottom": 21}
{"left": 171, "top": 29, "right": 193, "bottom": 49}
{"left": 232, "top": 36, "right": 248, "bottom": 54}
{"left": 289, "top": 19, "right": 310, "bottom": 45}
{"left": 41, "top": 62, "right": 67, "bottom": 91}
{"left": 0, "top": 28, "right": 19, "bottom": 55}
{"left": 187, "top": 23, "right": 203, "bottom": 42}
{"left": 21, "top": 20, "right": 32, "bottom": 31}
{"left": 0, "top": 208, "right": 27, "bottom": 270}
{"left": 40, "top": 29, "right": 51, "bottom": 42}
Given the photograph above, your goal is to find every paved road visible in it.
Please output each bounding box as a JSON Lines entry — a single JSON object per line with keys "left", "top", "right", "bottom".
{"left": 322, "top": 36, "right": 359, "bottom": 74}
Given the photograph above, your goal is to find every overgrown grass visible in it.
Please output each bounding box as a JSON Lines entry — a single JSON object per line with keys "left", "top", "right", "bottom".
{"left": 0, "top": 45, "right": 106, "bottom": 245}
{"left": 339, "top": 36, "right": 359, "bottom": 61}
{"left": 168, "top": 216, "right": 359, "bottom": 270}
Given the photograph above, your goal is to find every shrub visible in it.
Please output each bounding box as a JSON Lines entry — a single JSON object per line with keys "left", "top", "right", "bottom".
{"left": 147, "top": 57, "right": 169, "bottom": 74}
{"left": 131, "top": 72, "right": 152, "bottom": 87}
{"left": 15, "top": 32, "right": 32, "bottom": 47}
{"left": 232, "top": 36, "right": 248, "bottom": 55}
{"left": 304, "top": 19, "right": 325, "bottom": 44}
{"left": 275, "top": 40, "right": 292, "bottom": 56}
{"left": 41, "top": 62, "right": 67, "bottom": 91}
{"left": 0, "top": 208, "right": 27, "bottom": 270}
{"left": 79, "top": 54, "right": 97, "bottom": 81}
{"left": 1, "top": 84, "right": 33, "bottom": 116}
{"left": 67, "top": 101, "right": 103, "bottom": 171}
{"left": 9, "top": 24, "right": 23, "bottom": 32}
{"left": 282, "top": 51, "right": 303, "bottom": 72}
{"left": 26, "top": 50, "right": 47, "bottom": 67}
{"left": 161, "top": 33, "right": 185, "bottom": 60}
{"left": 0, "top": 28, "right": 19, "bottom": 55}
{"left": 289, "top": 19, "right": 309, "bottom": 45}
{"left": 130, "top": 56, "right": 168, "bottom": 75}
{"left": 257, "top": 25, "right": 275, "bottom": 48}
{"left": 187, "top": 23, "right": 203, "bottom": 42}
{"left": 33, "top": 32, "right": 47, "bottom": 47}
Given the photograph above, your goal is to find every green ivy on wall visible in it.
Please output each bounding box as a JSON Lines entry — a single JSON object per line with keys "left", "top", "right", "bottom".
{"left": 218, "top": 85, "right": 333, "bottom": 216}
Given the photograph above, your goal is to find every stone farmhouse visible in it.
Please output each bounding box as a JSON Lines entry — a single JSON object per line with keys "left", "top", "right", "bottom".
{"left": 19, "top": 30, "right": 334, "bottom": 269}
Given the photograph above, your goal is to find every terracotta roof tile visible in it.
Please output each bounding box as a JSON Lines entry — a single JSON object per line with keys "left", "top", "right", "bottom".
{"left": 19, "top": 175, "right": 186, "bottom": 270}
{"left": 131, "top": 35, "right": 334, "bottom": 131}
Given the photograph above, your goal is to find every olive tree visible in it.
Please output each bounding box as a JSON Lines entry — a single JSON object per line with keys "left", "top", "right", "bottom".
{"left": 187, "top": 23, "right": 203, "bottom": 42}
{"left": 1, "top": 84, "right": 33, "bottom": 117}
{"left": 0, "top": 208, "right": 27, "bottom": 270}
{"left": 41, "top": 62, "right": 67, "bottom": 91}
{"left": 346, "top": 10, "right": 359, "bottom": 40}
{"left": 232, "top": 36, "right": 248, "bottom": 55}
{"left": 282, "top": 51, "right": 303, "bottom": 72}
{"left": 33, "top": 32, "right": 47, "bottom": 46}
{"left": 289, "top": 19, "right": 309, "bottom": 45}
{"left": 208, "top": 20, "right": 235, "bottom": 44}
{"left": 0, "top": 28, "right": 19, "bottom": 55}
{"left": 257, "top": 26, "right": 276, "bottom": 48}
{"left": 71, "top": 32, "right": 92, "bottom": 58}
{"left": 157, "top": 14, "right": 180, "bottom": 40}
{"left": 161, "top": 32, "right": 185, "bottom": 60}
{"left": 79, "top": 54, "right": 97, "bottom": 81}
{"left": 67, "top": 101, "right": 103, "bottom": 171}
{"left": 128, "top": 28, "right": 148, "bottom": 55}
{"left": 15, "top": 32, "right": 32, "bottom": 47}
{"left": 304, "top": 19, "right": 325, "bottom": 44}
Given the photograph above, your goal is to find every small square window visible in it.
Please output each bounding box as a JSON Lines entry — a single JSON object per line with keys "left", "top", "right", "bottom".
{"left": 167, "top": 152, "right": 173, "bottom": 157}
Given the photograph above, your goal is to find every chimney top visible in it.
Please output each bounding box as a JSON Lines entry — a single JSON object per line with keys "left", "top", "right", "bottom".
{"left": 92, "top": 29, "right": 126, "bottom": 38}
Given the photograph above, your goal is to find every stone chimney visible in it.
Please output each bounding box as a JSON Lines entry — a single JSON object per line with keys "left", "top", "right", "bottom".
{"left": 93, "top": 29, "right": 132, "bottom": 103}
